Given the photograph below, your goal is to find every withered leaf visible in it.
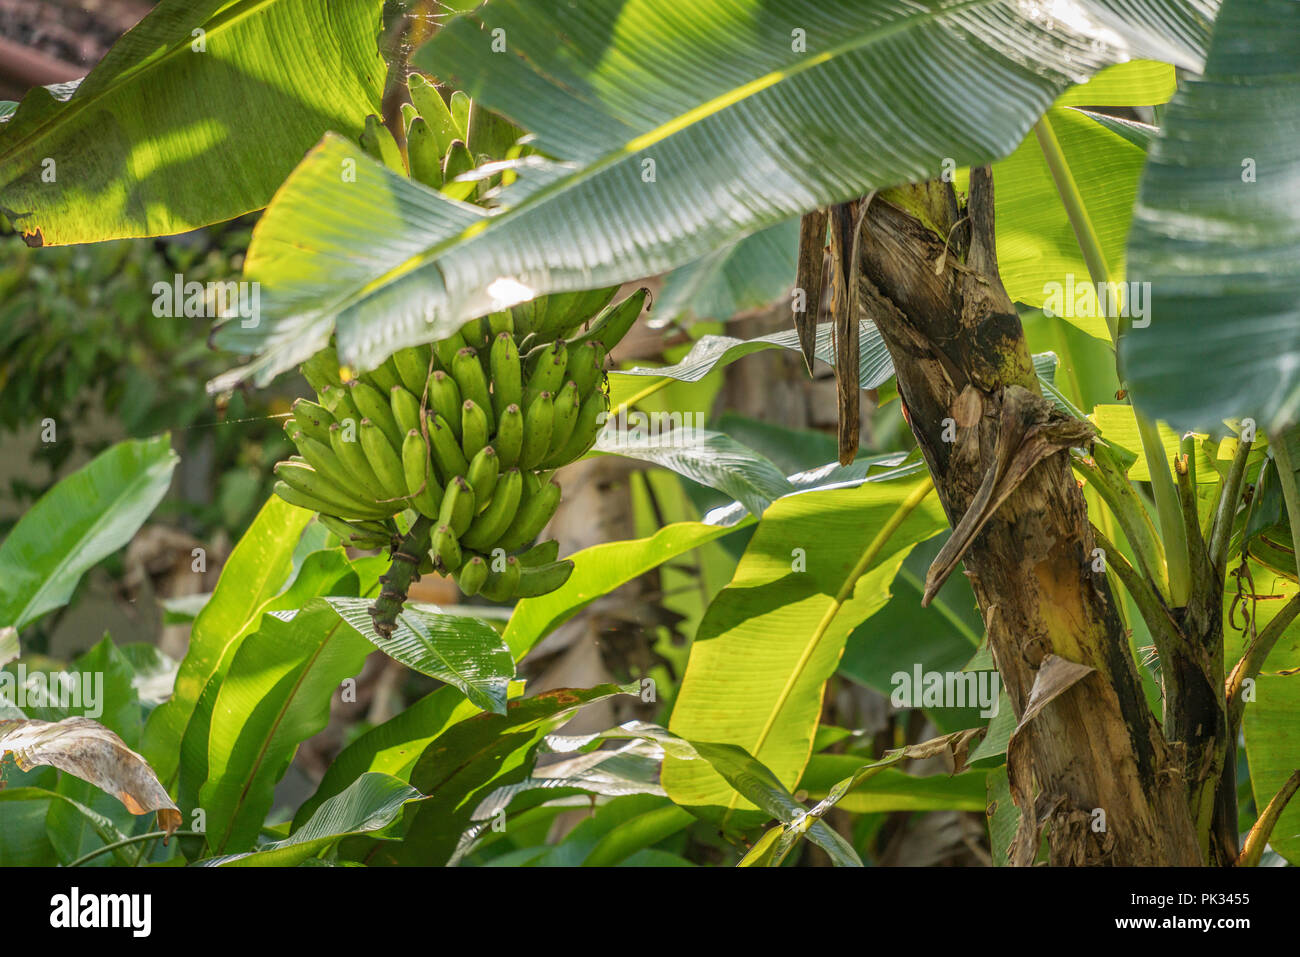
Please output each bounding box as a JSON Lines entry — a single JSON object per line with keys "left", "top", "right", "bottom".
{"left": 0, "top": 717, "right": 181, "bottom": 838}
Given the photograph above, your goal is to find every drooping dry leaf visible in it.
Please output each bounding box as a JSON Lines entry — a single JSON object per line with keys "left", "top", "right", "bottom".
{"left": 794, "top": 208, "right": 829, "bottom": 374}
{"left": 1005, "top": 654, "right": 1095, "bottom": 865}
{"left": 0, "top": 717, "right": 181, "bottom": 838}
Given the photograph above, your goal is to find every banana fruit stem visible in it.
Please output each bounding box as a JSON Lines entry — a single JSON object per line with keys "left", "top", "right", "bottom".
{"left": 369, "top": 516, "right": 434, "bottom": 637}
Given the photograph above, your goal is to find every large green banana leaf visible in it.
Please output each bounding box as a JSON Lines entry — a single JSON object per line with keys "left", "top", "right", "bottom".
{"left": 664, "top": 477, "right": 946, "bottom": 815}
{"left": 198, "top": 600, "right": 372, "bottom": 855}
{"left": 141, "top": 497, "right": 314, "bottom": 785}
{"left": 213, "top": 0, "right": 1216, "bottom": 382}
{"left": 0, "top": 0, "right": 385, "bottom": 245}
{"left": 1120, "top": 0, "right": 1300, "bottom": 433}
{"left": 0, "top": 435, "right": 176, "bottom": 633}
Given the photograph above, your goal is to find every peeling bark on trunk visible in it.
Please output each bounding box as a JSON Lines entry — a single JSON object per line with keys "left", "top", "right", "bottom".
{"left": 855, "top": 170, "right": 1202, "bottom": 865}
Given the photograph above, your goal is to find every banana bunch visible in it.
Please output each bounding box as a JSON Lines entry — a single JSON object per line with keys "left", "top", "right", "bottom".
{"left": 275, "top": 285, "right": 648, "bottom": 631}
{"left": 273, "top": 79, "right": 648, "bottom": 635}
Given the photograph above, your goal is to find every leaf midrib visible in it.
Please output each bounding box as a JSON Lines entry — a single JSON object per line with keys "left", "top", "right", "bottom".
{"left": 326, "top": 0, "right": 996, "bottom": 318}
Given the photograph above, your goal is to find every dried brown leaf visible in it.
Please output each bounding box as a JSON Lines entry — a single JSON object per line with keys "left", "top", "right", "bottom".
{"left": 0, "top": 717, "right": 181, "bottom": 838}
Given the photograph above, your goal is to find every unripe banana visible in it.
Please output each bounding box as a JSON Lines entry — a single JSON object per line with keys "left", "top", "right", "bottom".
{"left": 489, "top": 332, "right": 522, "bottom": 421}
{"left": 462, "top": 467, "right": 522, "bottom": 552}
{"left": 319, "top": 382, "right": 363, "bottom": 427}
{"left": 366, "top": 357, "right": 402, "bottom": 394}
{"left": 349, "top": 380, "right": 405, "bottom": 453}
{"left": 427, "top": 412, "right": 470, "bottom": 481}
{"left": 519, "top": 391, "right": 554, "bottom": 470}
{"left": 402, "top": 429, "right": 443, "bottom": 518}
{"left": 274, "top": 481, "right": 366, "bottom": 520}
{"left": 455, "top": 555, "right": 489, "bottom": 596}
{"left": 534, "top": 286, "right": 618, "bottom": 342}
{"left": 408, "top": 74, "right": 458, "bottom": 156}
{"left": 329, "top": 421, "right": 390, "bottom": 503}
{"left": 466, "top": 446, "right": 500, "bottom": 511}
{"left": 461, "top": 399, "right": 490, "bottom": 462}
{"left": 480, "top": 555, "right": 521, "bottom": 602}
{"left": 565, "top": 341, "right": 605, "bottom": 399}
{"left": 275, "top": 460, "right": 389, "bottom": 519}
{"left": 439, "top": 476, "right": 475, "bottom": 537}
{"left": 406, "top": 116, "right": 444, "bottom": 190}
{"left": 301, "top": 346, "right": 342, "bottom": 393}
{"left": 452, "top": 347, "right": 495, "bottom": 432}
{"left": 291, "top": 430, "right": 361, "bottom": 498}
{"left": 434, "top": 329, "right": 467, "bottom": 370}
{"left": 548, "top": 381, "right": 581, "bottom": 457}
{"left": 441, "top": 139, "right": 474, "bottom": 201}
{"left": 317, "top": 514, "right": 392, "bottom": 550}
{"left": 428, "top": 370, "right": 463, "bottom": 440}
{"left": 360, "top": 419, "right": 410, "bottom": 504}
{"left": 495, "top": 403, "right": 524, "bottom": 468}
{"left": 487, "top": 311, "right": 514, "bottom": 336}
{"left": 494, "top": 477, "right": 561, "bottom": 552}
{"left": 360, "top": 114, "right": 406, "bottom": 175}
{"left": 390, "top": 384, "right": 423, "bottom": 436}
{"left": 450, "top": 91, "right": 471, "bottom": 140}
{"left": 524, "top": 341, "right": 567, "bottom": 404}
{"left": 569, "top": 287, "right": 648, "bottom": 353}
{"left": 517, "top": 539, "right": 560, "bottom": 566}
{"left": 543, "top": 391, "right": 607, "bottom": 468}
{"left": 392, "top": 345, "right": 433, "bottom": 397}
{"left": 291, "top": 398, "right": 335, "bottom": 446}
{"left": 430, "top": 523, "right": 463, "bottom": 573}
{"left": 514, "top": 559, "right": 576, "bottom": 598}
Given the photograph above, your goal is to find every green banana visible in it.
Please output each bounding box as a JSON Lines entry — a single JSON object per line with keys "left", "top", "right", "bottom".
{"left": 494, "top": 477, "right": 562, "bottom": 552}
{"left": 450, "top": 91, "right": 471, "bottom": 140}
{"left": 349, "top": 380, "right": 405, "bottom": 452}
{"left": 466, "top": 446, "right": 500, "bottom": 511}
{"left": 319, "top": 382, "right": 363, "bottom": 427}
{"left": 406, "top": 116, "right": 444, "bottom": 189}
{"left": 408, "top": 74, "right": 458, "bottom": 155}
{"left": 301, "top": 347, "right": 341, "bottom": 393}
{"left": 519, "top": 391, "right": 554, "bottom": 470}
{"left": 517, "top": 539, "right": 560, "bottom": 566}
{"left": 439, "top": 476, "right": 475, "bottom": 537}
{"left": 441, "top": 139, "right": 475, "bottom": 201}
{"left": 427, "top": 412, "right": 470, "bottom": 481}
{"left": 452, "top": 347, "right": 495, "bottom": 432}
{"left": 390, "top": 384, "right": 423, "bottom": 436}
{"left": 534, "top": 286, "right": 619, "bottom": 342}
{"left": 291, "top": 430, "right": 361, "bottom": 497}
{"left": 434, "top": 329, "right": 467, "bottom": 370}
{"left": 569, "top": 287, "right": 649, "bottom": 353}
{"left": 402, "top": 429, "right": 443, "bottom": 518}
{"left": 291, "top": 398, "right": 335, "bottom": 446}
{"left": 489, "top": 332, "right": 522, "bottom": 421}
{"left": 428, "top": 370, "right": 463, "bottom": 440}
{"left": 487, "top": 311, "right": 514, "bottom": 336}
{"left": 360, "top": 114, "right": 406, "bottom": 175}
{"left": 461, "top": 399, "right": 490, "bottom": 461}
{"left": 461, "top": 467, "right": 522, "bottom": 552}
{"left": 565, "top": 341, "right": 605, "bottom": 398}
{"left": 275, "top": 460, "right": 388, "bottom": 519}
{"left": 524, "top": 341, "right": 567, "bottom": 404}
{"left": 360, "top": 419, "right": 410, "bottom": 504}
{"left": 392, "top": 344, "right": 433, "bottom": 396}
{"left": 328, "top": 421, "right": 390, "bottom": 503}
{"left": 366, "top": 357, "right": 401, "bottom": 393}
{"left": 317, "top": 514, "right": 391, "bottom": 549}
{"left": 495, "top": 403, "right": 523, "bottom": 468}
{"left": 543, "top": 391, "right": 607, "bottom": 468}
{"left": 514, "top": 559, "right": 576, "bottom": 598}
{"left": 456, "top": 555, "right": 489, "bottom": 596}
{"left": 430, "top": 523, "right": 462, "bottom": 573}
{"left": 548, "top": 381, "right": 580, "bottom": 457}
{"left": 480, "top": 555, "right": 521, "bottom": 602}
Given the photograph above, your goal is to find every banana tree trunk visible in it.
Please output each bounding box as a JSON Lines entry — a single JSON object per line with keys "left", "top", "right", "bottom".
{"left": 856, "top": 170, "right": 1202, "bottom": 865}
